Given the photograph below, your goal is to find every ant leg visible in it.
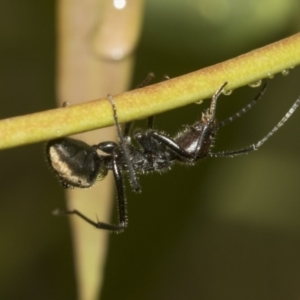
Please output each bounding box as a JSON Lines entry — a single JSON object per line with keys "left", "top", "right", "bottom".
{"left": 123, "top": 122, "right": 133, "bottom": 137}
{"left": 123, "top": 73, "right": 155, "bottom": 136}
{"left": 124, "top": 117, "right": 154, "bottom": 136}
{"left": 148, "top": 131, "right": 194, "bottom": 160}
{"left": 145, "top": 82, "right": 229, "bottom": 160}
{"left": 140, "top": 73, "right": 162, "bottom": 129}
{"left": 123, "top": 110, "right": 153, "bottom": 136}
{"left": 111, "top": 150, "right": 128, "bottom": 229}
{"left": 53, "top": 209, "right": 125, "bottom": 232}
{"left": 107, "top": 94, "right": 141, "bottom": 192}
{"left": 125, "top": 73, "right": 168, "bottom": 135}
{"left": 145, "top": 75, "right": 169, "bottom": 129}
{"left": 210, "top": 95, "right": 300, "bottom": 158}
{"left": 52, "top": 152, "right": 127, "bottom": 232}
{"left": 147, "top": 116, "right": 154, "bottom": 129}
{"left": 145, "top": 75, "right": 170, "bottom": 130}
{"left": 141, "top": 73, "right": 171, "bottom": 130}
{"left": 107, "top": 73, "right": 156, "bottom": 188}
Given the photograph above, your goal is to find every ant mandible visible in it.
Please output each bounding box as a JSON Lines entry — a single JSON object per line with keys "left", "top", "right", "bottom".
{"left": 46, "top": 74, "right": 300, "bottom": 232}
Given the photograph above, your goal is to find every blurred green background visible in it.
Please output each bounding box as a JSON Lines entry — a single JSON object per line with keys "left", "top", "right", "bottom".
{"left": 1, "top": 0, "right": 300, "bottom": 299}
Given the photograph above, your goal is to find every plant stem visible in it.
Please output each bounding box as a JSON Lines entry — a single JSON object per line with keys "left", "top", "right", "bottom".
{"left": 0, "top": 32, "right": 299, "bottom": 150}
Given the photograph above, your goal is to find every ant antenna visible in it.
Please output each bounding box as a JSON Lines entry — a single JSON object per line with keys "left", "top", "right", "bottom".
{"left": 218, "top": 81, "right": 268, "bottom": 128}
{"left": 255, "top": 97, "right": 300, "bottom": 149}
{"left": 211, "top": 95, "right": 300, "bottom": 157}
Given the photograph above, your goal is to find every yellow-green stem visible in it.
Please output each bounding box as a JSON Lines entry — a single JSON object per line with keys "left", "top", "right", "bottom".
{"left": 0, "top": 32, "right": 299, "bottom": 150}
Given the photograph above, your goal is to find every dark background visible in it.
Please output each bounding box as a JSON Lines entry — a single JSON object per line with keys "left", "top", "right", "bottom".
{"left": 1, "top": 1, "right": 300, "bottom": 299}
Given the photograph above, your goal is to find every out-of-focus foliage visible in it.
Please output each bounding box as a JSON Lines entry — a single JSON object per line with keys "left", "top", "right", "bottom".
{"left": 0, "top": 0, "right": 300, "bottom": 299}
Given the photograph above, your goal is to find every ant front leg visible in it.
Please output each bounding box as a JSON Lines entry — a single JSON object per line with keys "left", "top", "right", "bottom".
{"left": 147, "top": 116, "right": 154, "bottom": 129}
{"left": 107, "top": 94, "right": 141, "bottom": 192}
{"left": 148, "top": 130, "right": 195, "bottom": 161}
{"left": 125, "top": 115, "right": 154, "bottom": 135}
{"left": 110, "top": 150, "right": 128, "bottom": 230}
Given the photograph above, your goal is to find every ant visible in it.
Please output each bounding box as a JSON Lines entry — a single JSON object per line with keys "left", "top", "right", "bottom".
{"left": 46, "top": 74, "right": 300, "bottom": 232}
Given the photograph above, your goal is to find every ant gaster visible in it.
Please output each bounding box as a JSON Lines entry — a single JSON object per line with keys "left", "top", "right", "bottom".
{"left": 47, "top": 74, "right": 300, "bottom": 232}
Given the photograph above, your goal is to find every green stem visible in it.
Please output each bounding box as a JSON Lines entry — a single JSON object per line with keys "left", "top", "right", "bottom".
{"left": 1, "top": 32, "right": 300, "bottom": 150}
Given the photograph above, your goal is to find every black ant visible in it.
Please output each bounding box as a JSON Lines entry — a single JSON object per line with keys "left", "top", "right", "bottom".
{"left": 46, "top": 74, "right": 300, "bottom": 232}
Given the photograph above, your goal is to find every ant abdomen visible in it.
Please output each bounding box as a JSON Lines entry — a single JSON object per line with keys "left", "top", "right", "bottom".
{"left": 47, "top": 137, "right": 104, "bottom": 189}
